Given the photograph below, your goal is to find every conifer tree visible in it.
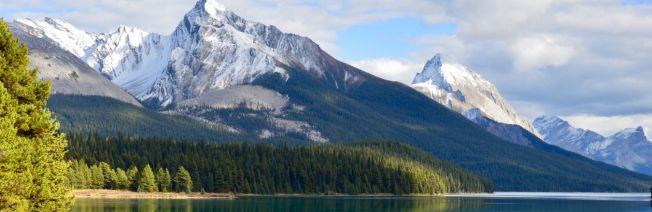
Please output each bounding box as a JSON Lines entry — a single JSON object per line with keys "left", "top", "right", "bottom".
{"left": 115, "top": 168, "right": 130, "bottom": 190}
{"left": 156, "top": 168, "right": 172, "bottom": 192}
{"left": 99, "top": 162, "right": 117, "bottom": 189}
{"left": 79, "top": 161, "right": 91, "bottom": 189}
{"left": 137, "top": 165, "right": 158, "bottom": 192}
{"left": 90, "top": 165, "right": 104, "bottom": 189}
{"left": 174, "top": 166, "right": 193, "bottom": 193}
{"left": 126, "top": 166, "right": 139, "bottom": 191}
{"left": 0, "top": 20, "right": 71, "bottom": 211}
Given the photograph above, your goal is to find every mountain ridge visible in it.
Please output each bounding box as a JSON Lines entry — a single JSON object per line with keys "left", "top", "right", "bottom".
{"left": 534, "top": 116, "right": 652, "bottom": 175}
{"left": 9, "top": 22, "right": 142, "bottom": 106}
{"left": 411, "top": 54, "right": 538, "bottom": 136}
{"left": 15, "top": 0, "right": 366, "bottom": 108}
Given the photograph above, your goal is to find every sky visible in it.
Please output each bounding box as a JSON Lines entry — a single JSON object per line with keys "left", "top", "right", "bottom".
{"left": 3, "top": 0, "right": 652, "bottom": 137}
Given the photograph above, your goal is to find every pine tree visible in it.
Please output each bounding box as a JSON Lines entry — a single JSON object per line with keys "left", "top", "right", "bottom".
{"left": 0, "top": 20, "right": 71, "bottom": 211}
{"left": 99, "top": 162, "right": 117, "bottom": 189}
{"left": 90, "top": 165, "right": 104, "bottom": 189}
{"left": 174, "top": 166, "right": 193, "bottom": 193}
{"left": 156, "top": 168, "right": 172, "bottom": 192}
{"left": 79, "top": 161, "right": 92, "bottom": 189}
{"left": 126, "top": 166, "right": 139, "bottom": 191}
{"left": 115, "top": 168, "right": 130, "bottom": 190}
{"left": 137, "top": 165, "right": 158, "bottom": 192}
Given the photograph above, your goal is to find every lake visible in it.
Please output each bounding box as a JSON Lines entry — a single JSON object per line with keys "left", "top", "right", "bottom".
{"left": 71, "top": 192, "right": 652, "bottom": 211}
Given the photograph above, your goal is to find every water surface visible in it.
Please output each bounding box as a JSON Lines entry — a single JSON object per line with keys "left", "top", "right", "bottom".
{"left": 72, "top": 192, "right": 652, "bottom": 211}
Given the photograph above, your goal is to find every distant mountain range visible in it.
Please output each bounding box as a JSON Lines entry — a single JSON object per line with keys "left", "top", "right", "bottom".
{"left": 408, "top": 53, "right": 652, "bottom": 177}
{"left": 535, "top": 116, "right": 652, "bottom": 175}
{"left": 9, "top": 0, "right": 652, "bottom": 191}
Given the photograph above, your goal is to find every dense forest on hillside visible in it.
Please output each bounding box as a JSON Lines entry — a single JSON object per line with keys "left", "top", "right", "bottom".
{"left": 48, "top": 95, "right": 240, "bottom": 141}
{"left": 48, "top": 95, "right": 311, "bottom": 144}
{"left": 66, "top": 134, "right": 493, "bottom": 194}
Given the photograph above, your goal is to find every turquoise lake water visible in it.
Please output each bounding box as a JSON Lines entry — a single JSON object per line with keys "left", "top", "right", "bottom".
{"left": 71, "top": 192, "right": 652, "bottom": 211}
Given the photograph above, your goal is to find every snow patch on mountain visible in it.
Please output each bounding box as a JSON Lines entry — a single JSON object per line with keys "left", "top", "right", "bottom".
{"left": 14, "top": 18, "right": 98, "bottom": 57}
{"left": 411, "top": 54, "right": 538, "bottom": 136}
{"left": 14, "top": 0, "right": 364, "bottom": 108}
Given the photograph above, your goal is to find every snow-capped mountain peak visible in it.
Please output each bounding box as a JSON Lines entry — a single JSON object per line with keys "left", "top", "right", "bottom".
{"left": 411, "top": 54, "right": 538, "bottom": 136}
{"left": 199, "top": 0, "right": 228, "bottom": 16}
{"left": 534, "top": 116, "right": 652, "bottom": 174}
{"left": 18, "top": 0, "right": 365, "bottom": 108}
{"left": 533, "top": 116, "right": 569, "bottom": 131}
{"left": 412, "top": 54, "right": 444, "bottom": 84}
{"left": 13, "top": 18, "right": 97, "bottom": 57}
{"left": 612, "top": 127, "right": 648, "bottom": 143}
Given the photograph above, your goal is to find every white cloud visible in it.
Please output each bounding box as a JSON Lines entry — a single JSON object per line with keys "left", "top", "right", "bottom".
{"left": 349, "top": 58, "right": 423, "bottom": 84}
{"left": 509, "top": 36, "right": 575, "bottom": 71}
{"left": 563, "top": 114, "right": 652, "bottom": 137}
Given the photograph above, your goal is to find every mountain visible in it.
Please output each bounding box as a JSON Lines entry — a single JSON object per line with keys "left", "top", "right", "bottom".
{"left": 12, "top": 0, "right": 652, "bottom": 191}
{"left": 411, "top": 54, "right": 537, "bottom": 136}
{"left": 14, "top": 0, "right": 364, "bottom": 108}
{"left": 9, "top": 21, "right": 142, "bottom": 106}
{"left": 410, "top": 54, "right": 545, "bottom": 148}
{"left": 463, "top": 108, "right": 545, "bottom": 148}
{"left": 534, "top": 116, "right": 652, "bottom": 175}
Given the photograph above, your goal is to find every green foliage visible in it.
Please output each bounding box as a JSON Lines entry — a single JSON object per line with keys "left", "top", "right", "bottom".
{"left": 89, "top": 165, "right": 104, "bottom": 189}
{"left": 115, "top": 168, "right": 130, "bottom": 190}
{"left": 99, "top": 162, "right": 118, "bottom": 189}
{"left": 174, "top": 166, "right": 193, "bottom": 193}
{"left": 0, "top": 20, "right": 70, "bottom": 211}
{"left": 156, "top": 168, "right": 172, "bottom": 192}
{"left": 66, "top": 134, "right": 492, "bottom": 194}
{"left": 137, "top": 165, "right": 158, "bottom": 192}
{"left": 126, "top": 166, "right": 139, "bottom": 191}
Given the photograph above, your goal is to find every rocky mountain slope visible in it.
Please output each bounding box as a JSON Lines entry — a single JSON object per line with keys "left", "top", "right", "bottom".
{"left": 411, "top": 54, "right": 537, "bottom": 136}
{"left": 534, "top": 116, "right": 652, "bottom": 175}
{"left": 411, "top": 54, "right": 545, "bottom": 148}
{"left": 14, "top": 0, "right": 364, "bottom": 108}
{"left": 10, "top": 22, "right": 142, "bottom": 106}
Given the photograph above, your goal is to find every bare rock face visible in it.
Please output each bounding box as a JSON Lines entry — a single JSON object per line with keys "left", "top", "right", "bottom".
{"left": 10, "top": 23, "right": 142, "bottom": 107}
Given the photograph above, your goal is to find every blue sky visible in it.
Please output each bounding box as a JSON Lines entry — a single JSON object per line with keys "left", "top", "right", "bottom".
{"left": 335, "top": 17, "right": 456, "bottom": 61}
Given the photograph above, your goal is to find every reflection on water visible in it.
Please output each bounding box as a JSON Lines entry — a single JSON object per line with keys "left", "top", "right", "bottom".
{"left": 71, "top": 195, "right": 651, "bottom": 212}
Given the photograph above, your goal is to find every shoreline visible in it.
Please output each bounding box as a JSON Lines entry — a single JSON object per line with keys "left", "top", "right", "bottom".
{"left": 72, "top": 189, "right": 236, "bottom": 199}
{"left": 73, "top": 190, "right": 496, "bottom": 199}
{"left": 73, "top": 190, "right": 648, "bottom": 201}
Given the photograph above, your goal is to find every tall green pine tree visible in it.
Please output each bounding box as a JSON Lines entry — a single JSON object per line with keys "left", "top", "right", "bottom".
{"left": 137, "top": 165, "right": 158, "bottom": 192}
{"left": 156, "top": 168, "right": 172, "bottom": 192}
{"left": 174, "top": 166, "right": 193, "bottom": 193}
{"left": 0, "top": 19, "right": 71, "bottom": 211}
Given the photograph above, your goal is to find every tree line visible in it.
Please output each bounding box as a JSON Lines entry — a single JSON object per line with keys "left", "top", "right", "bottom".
{"left": 68, "top": 160, "right": 193, "bottom": 193}
{"left": 66, "top": 133, "right": 493, "bottom": 195}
